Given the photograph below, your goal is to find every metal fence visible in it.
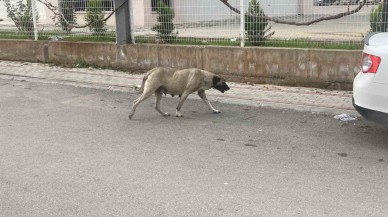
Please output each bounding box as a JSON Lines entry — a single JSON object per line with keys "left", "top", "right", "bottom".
{"left": 0, "top": 0, "right": 385, "bottom": 47}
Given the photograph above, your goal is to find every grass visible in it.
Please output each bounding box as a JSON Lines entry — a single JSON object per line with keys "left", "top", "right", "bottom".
{"left": 135, "top": 36, "right": 363, "bottom": 50}
{"left": 0, "top": 31, "right": 115, "bottom": 42}
{"left": 0, "top": 31, "right": 49, "bottom": 40}
{"left": 262, "top": 40, "right": 363, "bottom": 50}
{"left": 0, "top": 30, "right": 363, "bottom": 50}
{"left": 64, "top": 35, "right": 116, "bottom": 42}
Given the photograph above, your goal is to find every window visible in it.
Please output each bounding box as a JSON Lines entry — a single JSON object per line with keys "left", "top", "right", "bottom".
{"left": 102, "top": 0, "right": 114, "bottom": 11}
{"left": 74, "top": 0, "right": 86, "bottom": 12}
{"left": 74, "top": 0, "right": 114, "bottom": 12}
{"left": 151, "top": 0, "right": 172, "bottom": 12}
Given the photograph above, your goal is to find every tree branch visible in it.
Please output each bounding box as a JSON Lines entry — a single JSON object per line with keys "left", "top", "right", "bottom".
{"left": 219, "top": 0, "right": 366, "bottom": 26}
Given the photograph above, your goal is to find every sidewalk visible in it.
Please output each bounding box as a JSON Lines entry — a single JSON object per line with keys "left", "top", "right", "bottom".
{"left": 0, "top": 60, "right": 357, "bottom": 116}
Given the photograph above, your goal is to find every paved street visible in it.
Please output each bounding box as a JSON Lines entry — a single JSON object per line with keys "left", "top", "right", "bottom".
{"left": 1, "top": 62, "right": 388, "bottom": 217}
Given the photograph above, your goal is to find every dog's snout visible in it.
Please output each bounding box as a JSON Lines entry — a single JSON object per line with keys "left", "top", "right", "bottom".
{"left": 224, "top": 83, "right": 230, "bottom": 91}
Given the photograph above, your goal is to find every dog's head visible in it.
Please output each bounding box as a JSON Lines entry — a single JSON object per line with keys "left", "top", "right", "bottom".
{"left": 212, "top": 76, "right": 230, "bottom": 93}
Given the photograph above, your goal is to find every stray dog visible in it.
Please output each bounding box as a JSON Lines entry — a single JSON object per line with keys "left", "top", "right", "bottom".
{"left": 129, "top": 67, "right": 230, "bottom": 119}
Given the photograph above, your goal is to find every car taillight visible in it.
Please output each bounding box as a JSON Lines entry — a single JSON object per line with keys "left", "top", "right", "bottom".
{"left": 362, "top": 53, "right": 381, "bottom": 73}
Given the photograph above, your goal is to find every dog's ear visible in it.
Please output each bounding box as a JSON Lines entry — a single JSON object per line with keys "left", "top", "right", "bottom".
{"left": 213, "top": 76, "right": 221, "bottom": 87}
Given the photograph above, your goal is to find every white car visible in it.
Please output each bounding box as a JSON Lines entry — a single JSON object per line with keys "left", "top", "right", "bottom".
{"left": 353, "top": 32, "right": 388, "bottom": 125}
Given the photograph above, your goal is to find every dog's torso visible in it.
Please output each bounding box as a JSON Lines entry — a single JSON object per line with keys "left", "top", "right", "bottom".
{"left": 144, "top": 67, "right": 214, "bottom": 95}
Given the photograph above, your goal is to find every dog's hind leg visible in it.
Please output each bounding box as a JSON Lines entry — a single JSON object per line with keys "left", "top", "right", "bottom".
{"left": 128, "top": 89, "right": 154, "bottom": 119}
{"left": 155, "top": 90, "right": 170, "bottom": 117}
{"left": 198, "top": 90, "right": 220, "bottom": 113}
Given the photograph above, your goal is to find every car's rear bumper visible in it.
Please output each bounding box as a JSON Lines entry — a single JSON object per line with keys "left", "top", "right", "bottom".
{"left": 353, "top": 72, "right": 388, "bottom": 125}
{"left": 353, "top": 72, "right": 388, "bottom": 113}
{"left": 353, "top": 97, "right": 388, "bottom": 125}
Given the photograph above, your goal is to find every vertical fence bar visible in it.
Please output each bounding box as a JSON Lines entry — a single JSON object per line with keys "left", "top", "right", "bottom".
{"left": 240, "top": 0, "right": 245, "bottom": 47}
{"left": 31, "top": 0, "right": 38, "bottom": 40}
{"left": 128, "top": 0, "right": 135, "bottom": 44}
{"left": 297, "top": 0, "right": 303, "bottom": 15}
{"left": 382, "top": 0, "right": 388, "bottom": 32}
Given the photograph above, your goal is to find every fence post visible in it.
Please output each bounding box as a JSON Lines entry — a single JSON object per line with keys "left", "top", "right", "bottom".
{"left": 114, "top": 0, "right": 133, "bottom": 44}
{"left": 128, "top": 0, "right": 135, "bottom": 44}
{"left": 240, "top": 0, "right": 245, "bottom": 47}
{"left": 31, "top": 0, "right": 38, "bottom": 40}
{"left": 382, "top": 0, "right": 388, "bottom": 32}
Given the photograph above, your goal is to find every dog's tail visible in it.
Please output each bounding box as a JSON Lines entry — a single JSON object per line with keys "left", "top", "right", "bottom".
{"left": 133, "top": 70, "right": 152, "bottom": 94}
{"left": 132, "top": 77, "right": 146, "bottom": 94}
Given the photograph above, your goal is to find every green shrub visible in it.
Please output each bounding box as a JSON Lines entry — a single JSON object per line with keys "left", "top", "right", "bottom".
{"left": 75, "top": 59, "right": 89, "bottom": 68}
{"left": 370, "top": 2, "right": 387, "bottom": 32}
{"left": 245, "top": 0, "right": 274, "bottom": 45}
{"left": 3, "top": 0, "right": 38, "bottom": 38}
{"left": 151, "top": 0, "right": 177, "bottom": 43}
{"left": 59, "top": 0, "right": 77, "bottom": 32}
{"left": 85, "top": 0, "right": 107, "bottom": 35}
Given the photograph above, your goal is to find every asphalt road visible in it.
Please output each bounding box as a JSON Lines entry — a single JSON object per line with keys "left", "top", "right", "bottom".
{"left": 1, "top": 78, "right": 388, "bottom": 217}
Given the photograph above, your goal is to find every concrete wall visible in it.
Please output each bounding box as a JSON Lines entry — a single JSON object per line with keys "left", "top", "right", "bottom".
{"left": 0, "top": 40, "right": 362, "bottom": 90}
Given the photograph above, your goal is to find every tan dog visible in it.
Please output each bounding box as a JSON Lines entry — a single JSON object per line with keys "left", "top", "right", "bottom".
{"left": 129, "top": 67, "right": 230, "bottom": 119}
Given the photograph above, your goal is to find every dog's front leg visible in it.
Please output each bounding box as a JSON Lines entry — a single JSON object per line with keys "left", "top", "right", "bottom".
{"left": 198, "top": 90, "right": 220, "bottom": 113}
{"left": 175, "top": 92, "right": 190, "bottom": 117}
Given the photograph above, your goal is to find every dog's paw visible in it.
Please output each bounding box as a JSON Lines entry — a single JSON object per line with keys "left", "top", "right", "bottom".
{"left": 128, "top": 114, "right": 133, "bottom": 119}
{"left": 213, "top": 110, "right": 221, "bottom": 114}
{"left": 175, "top": 110, "right": 183, "bottom": 117}
{"left": 163, "top": 112, "right": 170, "bottom": 117}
